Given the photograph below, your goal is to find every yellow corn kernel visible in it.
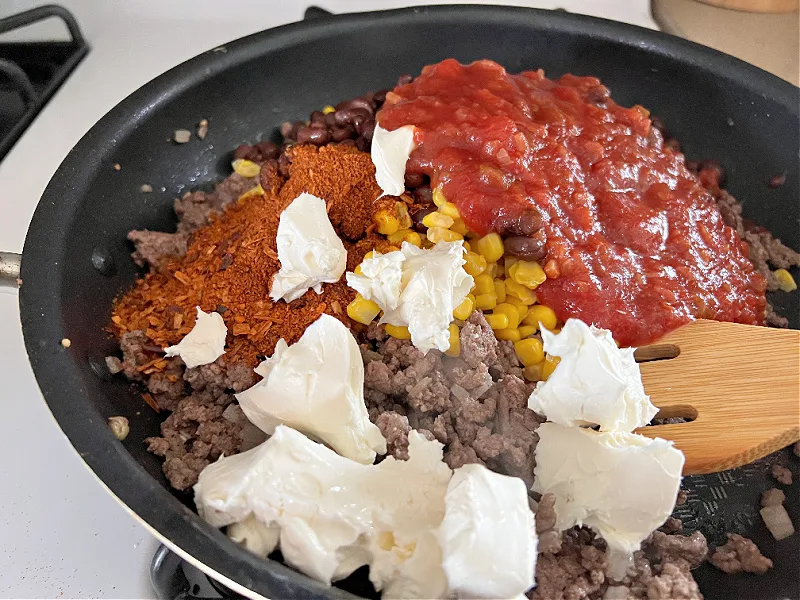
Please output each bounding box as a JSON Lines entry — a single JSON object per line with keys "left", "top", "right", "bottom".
{"left": 404, "top": 231, "right": 422, "bottom": 247}
{"left": 422, "top": 212, "right": 455, "bottom": 229}
{"left": 364, "top": 251, "right": 375, "bottom": 260}
{"left": 374, "top": 210, "right": 400, "bottom": 236}
{"left": 387, "top": 228, "right": 412, "bottom": 245}
{"left": 485, "top": 262, "right": 499, "bottom": 278}
{"left": 518, "top": 325, "right": 538, "bottom": 339}
{"left": 474, "top": 274, "right": 495, "bottom": 296}
{"left": 504, "top": 256, "right": 518, "bottom": 278}
{"left": 445, "top": 323, "right": 461, "bottom": 357}
{"left": 322, "top": 105, "right": 336, "bottom": 114}
{"left": 541, "top": 355, "right": 561, "bottom": 380}
{"left": 523, "top": 305, "right": 558, "bottom": 331}
{"left": 523, "top": 363, "right": 544, "bottom": 382}
{"left": 231, "top": 158, "right": 261, "bottom": 178}
{"left": 395, "top": 202, "right": 413, "bottom": 229}
{"left": 237, "top": 184, "right": 264, "bottom": 202}
{"left": 385, "top": 324, "right": 411, "bottom": 339}
{"left": 450, "top": 218, "right": 469, "bottom": 236}
{"left": 495, "top": 328, "right": 522, "bottom": 342}
{"left": 494, "top": 303, "right": 521, "bottom": 329}
{"left": 422, "top": 238, "right": 435, "bottom": 249}
{"left": 439, "top": 201, "right": 461, "bottom": 220}
{"left": 510, "top": 260, "right": 547, "bottom": 289}
{"left": 432, "top": 186, "right": 447, "bottom": 208}
{"left": 494, "top": 279, "right": 506, "bottom": 303}
{"left": 347, "top": 294, "right": 381, "bottom": 325}
{"left": 453, "top": 296, "right": 475, "bottom": 321}
{"left": 475, "top": 232, "right": 504, "bottom": 263}
{"left": 354, "top": 264, "right": 364, "bottom": 276}
{"left": 514, "top": 338, "right": 545, "bottom": 367}
{"left": 427, "top": 227, "right": 463, "bottom": 243}
{"left": 505, "top": 279, "right": 537, "bottom": 305}
{"left": 475, "top": 293, "right": 498, "bottom": 311}
{"left": 774, "top": 268, "right": 797, "bottom": 292}
{"left": 484, "top": 313, "right": 509, "bottom": 330}
{"left": 506, "top": 297, "right": 529, "bottom": 321}
{"left": 463, "top": 252, "right": 488, "bottom": 277}
{"left": 462, "top": 240, "right": 472, "bottom": 253}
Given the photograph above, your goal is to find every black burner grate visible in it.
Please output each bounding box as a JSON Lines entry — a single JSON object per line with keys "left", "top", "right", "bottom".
{"left": 0, "top": 4, "right": 88, "bottom": 162}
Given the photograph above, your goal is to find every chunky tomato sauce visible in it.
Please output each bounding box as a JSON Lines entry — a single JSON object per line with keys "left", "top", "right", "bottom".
{"left": 378, "top": 59, "right": 766, "bottom": 346}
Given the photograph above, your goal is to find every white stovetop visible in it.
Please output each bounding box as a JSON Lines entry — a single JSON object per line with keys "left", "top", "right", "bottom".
{"left": 0, "top": 1, "right": 655, "bottom": 597}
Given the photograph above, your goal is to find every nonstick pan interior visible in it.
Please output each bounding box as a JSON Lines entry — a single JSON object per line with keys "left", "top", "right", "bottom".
{"left": 18, "top": 5, "right": 799, "bottom": 599}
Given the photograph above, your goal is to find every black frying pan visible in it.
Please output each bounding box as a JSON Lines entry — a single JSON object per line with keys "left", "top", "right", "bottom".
{"left": 6, "top": 5, "right": 799, "bottom": 599}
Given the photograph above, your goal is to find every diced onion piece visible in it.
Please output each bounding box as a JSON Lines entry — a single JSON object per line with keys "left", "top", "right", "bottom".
{"left": 760, "top": 504, "right": 795, "bottom": 540}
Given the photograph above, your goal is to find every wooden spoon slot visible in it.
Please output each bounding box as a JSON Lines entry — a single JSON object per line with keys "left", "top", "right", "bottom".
{"left": 634, "top": 343, "right": 680, "bottom": 362}
{"left": 649, "top": 404, "right": 698, "bottom": 423}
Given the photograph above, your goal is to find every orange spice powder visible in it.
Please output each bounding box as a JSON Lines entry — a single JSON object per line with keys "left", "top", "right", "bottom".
{"left": 111, "top": 144, "right": 394, "bottom": 366}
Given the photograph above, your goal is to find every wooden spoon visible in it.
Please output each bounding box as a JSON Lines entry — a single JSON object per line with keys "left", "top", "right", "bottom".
{"left": 634, "top": 319, "right": 800, "bottom": 475}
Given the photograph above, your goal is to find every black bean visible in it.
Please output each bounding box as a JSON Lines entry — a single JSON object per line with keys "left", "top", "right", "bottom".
{"left": 346, "top": 97, "right": 374, "bottom": 115}
{"left": 310, "top": 110, "right": 327, "bottom": 124}
{"left": 280, "top": 121, "right": 293, "bottom": 138}
{"left": 495, "top": 211, "right": 542, "bottom": 236}
{"left": 306, "top": 128, "right": 330, "bottom": 146}
{"left": 404, "top": 172, "right": 425, "bottom": 188}
{"left": 335, "top": 107, "right": 370, "bottom": 127}
{"left": 295, "top": 127, "right": 315, "bottom": 144}
{"left": 233, "top": 143, "right": 250, "bottom": 160}
{"left": 413, "top": 185, "right": 433, "bottom": 205}
{"left": 356, "top": 118, "right": 375, "bottom": 139}
{"left": 504, "top": 233, "right": 546, "bottom": 261}
{"left": 331, "top": 125, "right": 355, "bottom": 142}
{"left": 325, "top": 112, "right": 337, "bottom": 127}
{"left": 413, "top": 205, "right": 437, "bottom": 232}
{"left": 373, "top": 89, "right": 388, "bottom": 105}
{"left": 255, "top": 141, "right": 280, "bottom": 160}
{"left": 278, "top": 153, "right": 292, "bottom": 177}
{"left": 289, "top": 121, "right": 304, "bottom": 140}
{"left": 338, "top": 139, "right": 357, "bottom": 148}
{"left": 355, "top": 137, "right": 369, "bottom": 152}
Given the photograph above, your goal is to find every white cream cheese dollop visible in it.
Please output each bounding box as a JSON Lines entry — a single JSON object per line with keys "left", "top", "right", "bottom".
{"left": 164, "top": 307, "right": 226, "bottom": 369}
{"left": 371, "top": 123, "right": 416, "bottom": 197}
{"left": 235, "top": 314, "right": 386, "bottom": 464}
{"left": 532, "top": 422, "right": 684, "bottom": 555}
{"left": 527, "top": 319, "right": 658, "bottom": 432}
{"left": 346, "top": 241, "right": 473, "bottom": 353}
{"left": 194, "top": 425, "right": 451, "bottom": 598}
{"left": 269, "top": 192, "right": 347, "bottom": 303}
{"left": 436, "top": 463, "right": 537, "bottom": 599}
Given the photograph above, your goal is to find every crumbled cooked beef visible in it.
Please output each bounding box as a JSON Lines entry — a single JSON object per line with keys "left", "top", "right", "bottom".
{"left": 534, "top": 493, "right": 563, "bottom": 555}
{"left": 710, "top": 533, "right": 773, "bottom": 574}
{"left": 146, "top": 357, "right": 185, "bottom": 412}
{"left": 120, "top": 329, "right": 155, "bottom": 380}
{"left": 128, "top": 230, "right": 189, "bottom": 269}
{"left": 145, "top": 389, "right": 242, "bottom": 490}
{"left": 531, "top": 528, "right": 607, "bottom": 600}
{"left": 376, "top": 411, "right": 412, "bottom": 460}
{"left": 173, "top": 172, "right": 257, "bottom": 235}
{"left": 460, "top": 311, "right": 498, "bottom": 368}
{"left": 658, "top": 517, "right": 684, "bottom": 535}
{"left": 761, "top": 488, "right": 786, "bottom": 507}
{"left": 645, "top": 531, "right": 708, "bottom": 569}
{"left": 771, "top": 463, "right": 793, "bottom": 485}
{"left": 676, "top": 490, "right": 689, "bottom": 506}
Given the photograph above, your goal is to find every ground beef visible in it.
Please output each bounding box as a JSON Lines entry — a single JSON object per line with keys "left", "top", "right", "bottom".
{"left": 460, "top": 311, "right": 498, "bottom": 368}
{"left": 127, "top": 230, "right": 189, "bottom": 269}
{"left": 709, "top": 534, "right": 773, "bottom": 574}
{"left": 145, "top": 389, "right": 243, "bottom": 490}
{"left": 173, "top": 172, "right": 258, "bottom": 235}
{"left": 645, "top": 531, "right": 708, "bottom": 569}
{"left": 761, "top": 488, "right": 786, "bottom": 507}
{"left": 771, "top": 463, "right": 793, "bottom": 485}
{"left": 376, "top": 411, "right": 412, "bottom": 460}
{"left": 146, "top": 357, "right": 185, "bottom": 412}
{"left": 531, "top": 528, "right": 607, "bottom": 600}
{"left": 119, "top": 329, "right": 155, "bottom": 380}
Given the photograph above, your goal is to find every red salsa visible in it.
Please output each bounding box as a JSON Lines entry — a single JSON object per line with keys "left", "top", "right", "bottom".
{"left": 378, "top": 59, "right": 766, "bottom": 347}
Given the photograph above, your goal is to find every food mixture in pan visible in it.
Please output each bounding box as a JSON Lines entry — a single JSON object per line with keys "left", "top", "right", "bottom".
{"left": 108, "top": 60, "right": 800, "bottom": 599}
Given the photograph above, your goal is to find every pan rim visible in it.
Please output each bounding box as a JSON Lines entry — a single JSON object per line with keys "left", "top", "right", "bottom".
{"left": 18, "top": 4, "right": 800, "bottom": 598}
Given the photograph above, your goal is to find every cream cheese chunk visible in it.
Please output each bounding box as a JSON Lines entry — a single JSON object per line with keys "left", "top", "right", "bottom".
{"left": 194, "top": 425, "right": 451, "bottom": 598}
{"left": 164, "top": 307, "right": 226, "bottom": 369}
{"left": 527, "top": 319, "right": 658, "bottom": 432}
{"left": 235, "top": 314, "right": 386, "bottom": 464}
{"left": 532, "top": 422, "right": 684, "bottom": 555}
{"left": 346, "top": 241, "right": 473, "bottom": 353}
{"left": 269, "top": 192, "right": 347, "bottom": 303}
{"left": 437, "top": 463, "right": 537, "bottom": 599}
{"left": 371, "top": 123, "right": 416, "bottom": 197}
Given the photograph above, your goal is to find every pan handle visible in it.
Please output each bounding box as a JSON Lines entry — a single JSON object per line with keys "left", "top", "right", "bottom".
{"left": 0, "top": 252, "right": 21, "bottom": 288}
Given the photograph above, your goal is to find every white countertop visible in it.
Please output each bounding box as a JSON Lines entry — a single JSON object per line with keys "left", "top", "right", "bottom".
{"left": 0, "top": 1, "right": 655, "bottom": 598}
